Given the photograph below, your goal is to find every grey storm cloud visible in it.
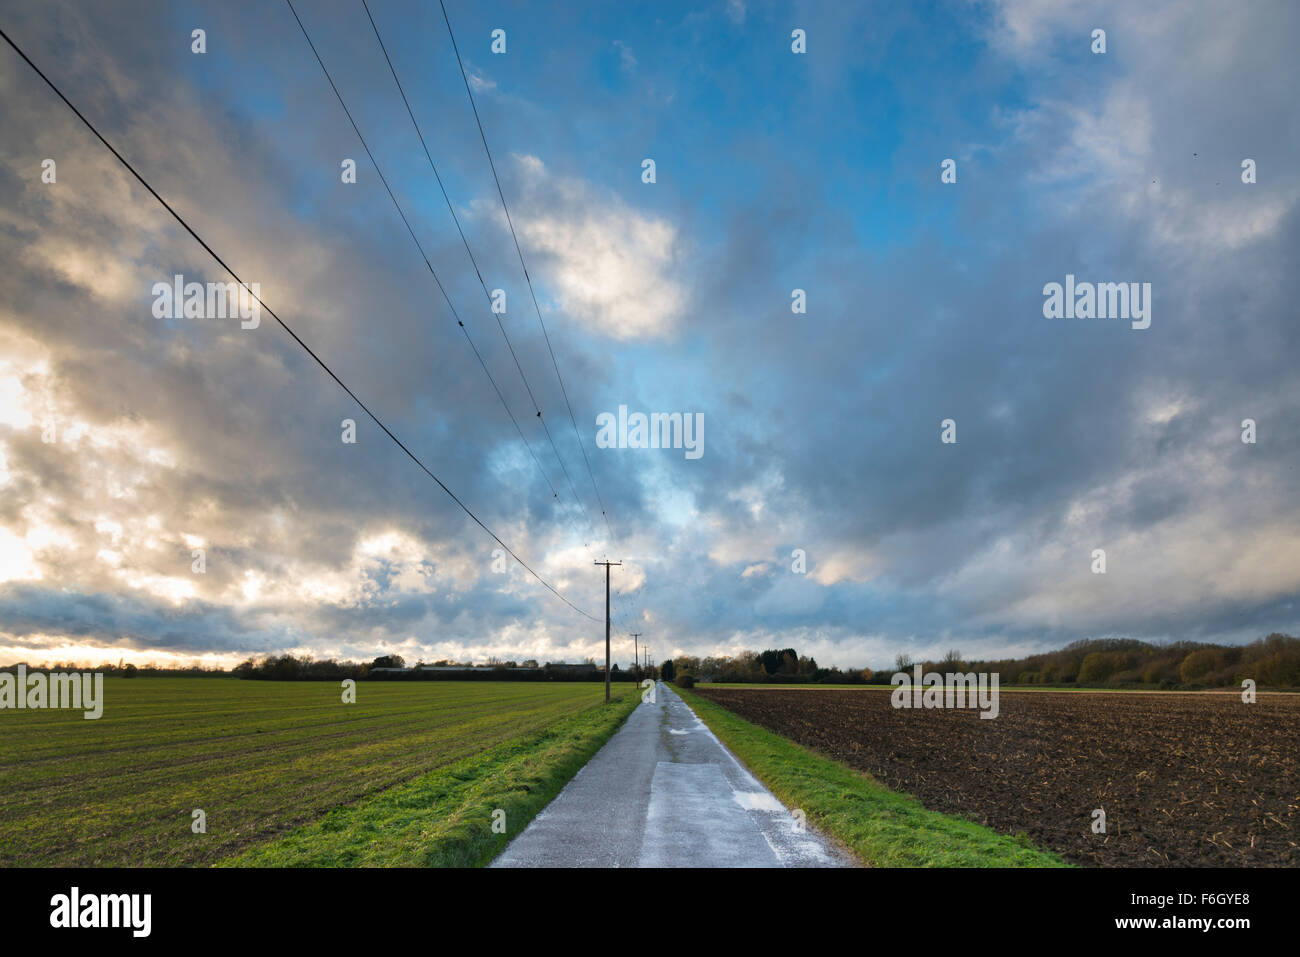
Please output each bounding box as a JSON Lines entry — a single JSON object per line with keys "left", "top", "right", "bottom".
{"left": 0, "top": 0, "right": 1297, "bottom": 669}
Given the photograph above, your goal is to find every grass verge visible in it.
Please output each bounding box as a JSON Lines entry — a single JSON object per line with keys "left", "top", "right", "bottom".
{"left": 223, "top": 687, "right": 641, "bottom": 867}
{"left": 674, "top": 686, "right": 1067, "bottom": 867}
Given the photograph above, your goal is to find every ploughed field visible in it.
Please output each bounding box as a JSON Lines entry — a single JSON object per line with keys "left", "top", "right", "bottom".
{"left": 694, "top": 687, "right": 1299, "bottom": 866}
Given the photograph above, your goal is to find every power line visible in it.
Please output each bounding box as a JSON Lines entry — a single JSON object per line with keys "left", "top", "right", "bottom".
{"left": 284, "top": 0, "right": 563, "bottom": 506}
{"left": 436, "top": 1, "right": 645, "bottom": 636}
{"left": 361, "top": 0, "right": 644, "bottom": 639}
{"left": 359, "top": 0, "right": 597, "bottom": 543}
{"left": 438, "top": 0, "right": 615, "bottom": 545}
{"left": 0, "top": 24, "right": 601, "bottom": 625}
{"left": 437, "top": 0, "right": 641, "bottom": 632}
{"left": 316, "top": 1, "right": 639, "bottom": 631}
{"left": 283, "top": 1, "right": 607, "bottom": 620}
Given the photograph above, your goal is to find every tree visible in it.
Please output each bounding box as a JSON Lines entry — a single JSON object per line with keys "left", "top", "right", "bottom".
{"left": 1179, "top": 648, "right": 1217, "bottom": 685}
{"left": 1078, "top": 652, "right": 1115, "bottom": 683}
{"left": 895, "top": 653, "right": 914, "bottom": 672}
{"left": 675, "top": 655, "right": 700, "bottom": 676}
{"left": 371, "top": 655, "right": 405, "bottom": 670}
{"left": 759, "top": 648, "right": 798, "bottom": 676}
{"left": 661, "top": 659, "right": 675, "bottom": 681}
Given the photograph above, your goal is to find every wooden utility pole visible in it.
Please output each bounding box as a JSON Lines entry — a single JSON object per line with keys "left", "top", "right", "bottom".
{"left": 631, "top": 633, "right": 642, "bottom": 685}
{"left": 594, "top": 561, "right": 621, "bottom": 702}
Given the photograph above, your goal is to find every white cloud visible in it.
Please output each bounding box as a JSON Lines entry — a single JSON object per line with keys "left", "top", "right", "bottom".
{"left": 809, "top": 547, "right": 882, "bottom": 587}
{"left": 0, "top": 528, "right": 41, "bottom": 583}
{"left": 492, "top": 155, "right": 687, "bottom": 341}
{"left": 613, "top": 40, "right": 637, "bottom": 72}
{"left": 992, "top": 1, "right": 1300, "bottom": 259}
{"left": 468, "top": 68, "right": 497, "bottom": 93}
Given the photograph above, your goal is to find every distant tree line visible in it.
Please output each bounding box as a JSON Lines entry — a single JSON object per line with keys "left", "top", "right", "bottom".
{"left": 365, "top": 666, "right": 644, "bottom": 683}
{"left": 232, "top": 655, "right": 365, "bottom": 681}
{"left": 12, "top": 633, "right": 1296, "bottom": 689}
{"left": 669, "top": 633, "right": 1300, "bottom": 689}
{"left": 0, "top": 661, "right": 224, "bottom": 678}
{"left": 230, "top": 654, "right": 652, "bottom": 682}
{"left": 668, "top": 649, "right": 874, "bottom": 685}
{"left": 965, "top": 633, "right": 1300, "bottom": 689}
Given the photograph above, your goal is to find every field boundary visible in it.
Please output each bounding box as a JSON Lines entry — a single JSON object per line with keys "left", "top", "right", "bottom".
{"left": 675, "top": 686, "right": 1067, "bottom": 868}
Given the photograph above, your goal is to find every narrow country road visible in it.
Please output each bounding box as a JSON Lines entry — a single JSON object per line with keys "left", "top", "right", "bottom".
{"left": 492, "top": 682, "right": 851, "bottom": 867}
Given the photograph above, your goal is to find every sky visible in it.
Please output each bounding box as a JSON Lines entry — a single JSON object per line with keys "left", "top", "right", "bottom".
{"left": 1, "top": 0, "right": 1298, "bottom": 671}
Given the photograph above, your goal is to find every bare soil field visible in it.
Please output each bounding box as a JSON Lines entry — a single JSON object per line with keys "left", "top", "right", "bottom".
{"left": 694, "top": 688, "right": 1299, "bottom": 866}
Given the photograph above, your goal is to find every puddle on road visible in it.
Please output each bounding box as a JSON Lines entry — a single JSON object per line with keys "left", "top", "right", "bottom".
{"left": 732, "top": 791, "right": 785, "bottom": 813}
{"left": 659, "top": 699, "right": 682, "bottom": 762}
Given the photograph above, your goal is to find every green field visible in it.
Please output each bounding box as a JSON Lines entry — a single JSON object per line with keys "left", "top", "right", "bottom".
{"left": 0, "top": 677, "right": 639, "bottom": 867}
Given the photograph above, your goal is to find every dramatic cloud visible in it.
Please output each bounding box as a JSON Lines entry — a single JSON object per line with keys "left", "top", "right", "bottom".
{"left": 0, "top": 0, "right": 1296, "bottom": 670}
